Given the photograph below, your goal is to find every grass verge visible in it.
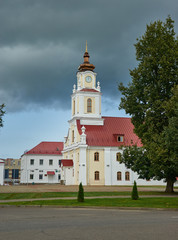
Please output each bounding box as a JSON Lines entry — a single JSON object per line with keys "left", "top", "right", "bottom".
{"left": 0, "top": 197, "right": 178, "bottom": 209}
{"left": 0, "top": 191, "right": 177, "bottom": 200}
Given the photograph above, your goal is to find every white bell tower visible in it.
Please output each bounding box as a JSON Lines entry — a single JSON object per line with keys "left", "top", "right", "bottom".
{"left": 71, "top": 42, "right": 103, "bottom": 126}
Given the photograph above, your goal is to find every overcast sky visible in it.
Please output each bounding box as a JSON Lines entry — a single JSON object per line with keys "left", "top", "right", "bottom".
{"left": 0, "top": 0, "right": 178, "bottom": 158}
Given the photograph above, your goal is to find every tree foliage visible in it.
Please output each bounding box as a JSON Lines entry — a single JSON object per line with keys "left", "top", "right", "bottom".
{"left": 0, "top": 104, "right": 5, "bottom": 128}
{"left": 119, "top": 16, "right": 178, "bottom": 192}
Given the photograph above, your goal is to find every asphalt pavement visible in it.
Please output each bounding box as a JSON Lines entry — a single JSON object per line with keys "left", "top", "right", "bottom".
{"left": 0, "top": 207, "right": 178, "bottom": 240}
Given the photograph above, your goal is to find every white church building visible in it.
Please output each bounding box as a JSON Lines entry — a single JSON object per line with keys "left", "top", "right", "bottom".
{"left": 21, "top": 45, "right": 165, "bottom": 186}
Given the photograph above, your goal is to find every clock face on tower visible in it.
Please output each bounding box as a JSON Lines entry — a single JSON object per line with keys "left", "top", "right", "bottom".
{"left": 85, "top": 76, "right": 92, "bottom": 83}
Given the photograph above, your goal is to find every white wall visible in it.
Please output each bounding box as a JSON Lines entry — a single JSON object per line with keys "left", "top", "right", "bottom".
{"left": 109, "top": 148, "right": 165, "bottom": 186}
{"left": 21, "top": 154, "right": 62, "bottom": 184}
{"left": 0, "top": 161, "right": 4, "bottom": 185}
{"left": 64, "top": 167, "right": 73, "bottom": 185}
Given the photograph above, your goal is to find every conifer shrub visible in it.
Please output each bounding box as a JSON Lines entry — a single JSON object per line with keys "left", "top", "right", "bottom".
{"left": 131, "top": 181, "right": 139, "bottom": 200}
{"left": 77, "top": 182, "right": 84, "bottom": 202}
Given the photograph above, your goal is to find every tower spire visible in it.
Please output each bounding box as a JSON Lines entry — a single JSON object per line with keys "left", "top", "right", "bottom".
{"left": 85, "top": 40, "right": 88, "bottom": 52}
{"left": 78, "top": 42, "right": 95, "bottom": 72}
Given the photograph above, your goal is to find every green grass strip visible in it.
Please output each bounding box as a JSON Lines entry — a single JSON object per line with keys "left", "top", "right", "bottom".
{"left": 0, "top": 197, "right": 178, "bottom": 209}
{"left": 0, "top": 191, "right": 177, "bottom": 200}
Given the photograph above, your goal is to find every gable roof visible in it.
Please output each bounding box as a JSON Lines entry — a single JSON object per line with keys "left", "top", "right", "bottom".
{"left": 77, "top": 117, "right": 142, "bottom": 147}
{"left": 24, "top": 142, "right": 63, "bottom": 155}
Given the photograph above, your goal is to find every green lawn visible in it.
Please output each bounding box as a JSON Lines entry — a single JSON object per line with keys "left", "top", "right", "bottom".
{"left": 0, "top": 197, "right": 178, "bottom": 209}
{"left": 0, "top": 191, "right": 177, "bottom": 200}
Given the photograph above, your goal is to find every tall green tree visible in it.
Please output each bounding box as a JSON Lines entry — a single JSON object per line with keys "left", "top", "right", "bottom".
{"left": 0, "top": 104, "right": 5, "bottom": 128}
{"left": 119, "top": 16, "right": 178, "bottom": 192}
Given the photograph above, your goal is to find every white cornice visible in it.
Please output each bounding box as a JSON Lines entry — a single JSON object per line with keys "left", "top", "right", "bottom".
{"left": 68, "top": 116, "right": 103, "bottom": 124}
{"left": 62, "top": 142, "right": 88, "bottom": 152}
{"left": 71, "top": 90, "right": 101, "bottom": 97}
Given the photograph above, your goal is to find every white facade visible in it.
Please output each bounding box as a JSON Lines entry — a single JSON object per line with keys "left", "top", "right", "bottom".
{"left": 0, "top": 159, "right": 5, "bottom": 185}
{"left": 21, "top": 154, "right": 62, "bottom": 184}
{"left": 107, "top": 147, "right": 164, "bottom": 186}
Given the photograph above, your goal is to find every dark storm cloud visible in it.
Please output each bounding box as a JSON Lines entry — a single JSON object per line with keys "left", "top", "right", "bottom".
{"left": 0, "top": 0, "right": 177, "bottom": 112}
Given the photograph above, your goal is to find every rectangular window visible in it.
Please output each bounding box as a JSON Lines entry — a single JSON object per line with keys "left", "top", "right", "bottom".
{"left": 39, "top": 159, "right": 43, "bottom": 165}
{"left": 30, "top": 174, "right": 34, "bottom": 180}
{"left": 49, "top": 159, "right": 53, "bottom": 165}
{"left": 30, "top": 159, "right": 34, "bottom": 165}
{"left": 12, "top": 169, "right": 19, "bottom": 179}
{"left": 39, "top": 174, "right": 43, "bottom": 180}
{"left": 4, "top": 169, "right": 9, "bottom": 179}
{"left": 117, "top": 136, "right": 124, "bottom": 142}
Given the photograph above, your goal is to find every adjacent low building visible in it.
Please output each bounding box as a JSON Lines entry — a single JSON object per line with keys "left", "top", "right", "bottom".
{"left": 0, "top": 159, "right": 5, "bottom": 185}
{"left": 20, "top": 142, "right": 64, "bottom": 184}
{"left": 4, "top": 158, "right": 21, "bottom": 184}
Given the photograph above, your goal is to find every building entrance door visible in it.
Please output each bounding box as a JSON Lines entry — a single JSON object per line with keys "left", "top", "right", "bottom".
{"left": 48, "top": 175, "right": 54, "bottom": 183}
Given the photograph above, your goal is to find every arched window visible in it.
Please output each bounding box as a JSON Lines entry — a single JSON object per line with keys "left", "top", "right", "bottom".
{"left": 116, "top": 152, "right": 121, "bottom": 162}
{"left": 94, "top": 152, "right": 99, "bottom": 161}
{"left": 95, "top": 171, "right": 99, "bottom": 180}
{"left": 87, "top": 98, "right": 92, "bottom": 113}
{"left": 125, "top": 171, "right": 130, "bottom": 181}
{"left": 117, "top": 171, "right": 122, "bottom": 181}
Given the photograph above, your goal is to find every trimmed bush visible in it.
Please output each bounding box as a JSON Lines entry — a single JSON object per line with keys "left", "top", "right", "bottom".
{"left": 131, "top": 181, "right": 139, "bottom": 200}
{"left": 77, "top": 182, "right": 84, "bottom": 202}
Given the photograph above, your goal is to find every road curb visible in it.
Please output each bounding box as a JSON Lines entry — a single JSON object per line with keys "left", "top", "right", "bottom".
{"left": 0, "top": 204, "right": 178, "bottom": 211}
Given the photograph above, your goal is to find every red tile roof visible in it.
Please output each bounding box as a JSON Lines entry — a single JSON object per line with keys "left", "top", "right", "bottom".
{"left": 25, "top": 142, "right": 63, "bottom": 155}
{"left": 61, "top": 159, "right": 73, "bottom": 167}
{"left": 77, "top": 117, "right": 142, "bottom": 147}
{"left": 80, "top": 88, "right": 99, "bottom": 93}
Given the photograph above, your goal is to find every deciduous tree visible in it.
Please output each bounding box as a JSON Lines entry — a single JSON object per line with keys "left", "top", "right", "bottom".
{"left": 119, "top": 16, "right": 178, "bottom": 192}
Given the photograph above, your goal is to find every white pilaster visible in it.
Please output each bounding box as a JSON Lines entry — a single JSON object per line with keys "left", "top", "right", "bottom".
{"left": 79, "top": 146, "right": 87, "bottom": 185}
{"left": 104, "top": 148, "right": 112, "bottom": 185}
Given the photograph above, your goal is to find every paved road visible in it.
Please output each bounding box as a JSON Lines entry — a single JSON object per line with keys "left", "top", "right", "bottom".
{"left": 0, "top": 207, "right": 177, "bottom": 240}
